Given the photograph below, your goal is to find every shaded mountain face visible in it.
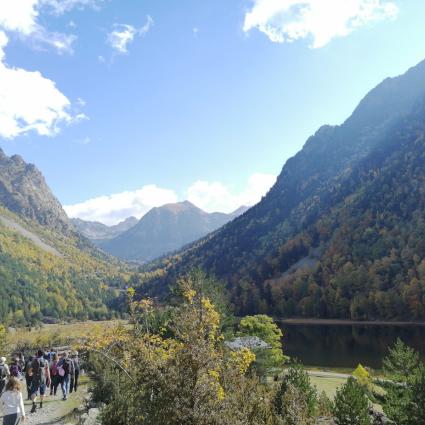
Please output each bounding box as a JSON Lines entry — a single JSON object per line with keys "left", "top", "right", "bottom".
{"left": 0, "top": 149, "right": 70, "bottom": 233}
{"left": 147, "top": 59, "right": 425, "bottom": 321}
{"left": 71, "top": 216, "right": 138, "bottom": 241}
{"left": 99, "top": 201, "right": 248, "bottom": 262}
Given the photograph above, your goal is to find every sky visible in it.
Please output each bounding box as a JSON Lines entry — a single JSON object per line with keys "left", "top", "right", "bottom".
{"left": 0, "top": 0, "right": 425, "bottom": 225}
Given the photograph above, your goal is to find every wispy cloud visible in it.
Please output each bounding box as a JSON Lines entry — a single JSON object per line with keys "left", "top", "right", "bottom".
{"left": 40, "top": 0, "right": 103, "bottom": 15}
{"left": 243, "top": 0, "right": 399, "bottom": 48}
{"left": 107, "top": 15, "right": 154, "bottom": 54}
{"left": 64, "top": 173, "right": 276, "bottom": 225}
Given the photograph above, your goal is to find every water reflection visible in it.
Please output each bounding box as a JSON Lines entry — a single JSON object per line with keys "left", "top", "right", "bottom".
{"left": 281, "top": 323, "right": 425, "bottom": 369}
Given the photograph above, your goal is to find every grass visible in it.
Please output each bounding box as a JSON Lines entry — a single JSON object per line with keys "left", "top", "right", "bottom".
{"left": 6, "top": 320, "right": 128, "bottom": 354}
{"left": 309, "top": 375, "right": 347, "bottom": 399}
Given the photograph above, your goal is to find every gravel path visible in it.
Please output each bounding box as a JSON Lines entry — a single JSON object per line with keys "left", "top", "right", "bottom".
{"left": 1, "top": 382, "right": 88, "bottom": 425}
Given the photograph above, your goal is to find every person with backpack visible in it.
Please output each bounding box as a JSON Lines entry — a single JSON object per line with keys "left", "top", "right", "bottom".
{"left": 49, "top": 354, "right": 60, "bottom": 396}
{"left": 30, "top": 349, "right": 51, "bottom": 413}
{"left": 9, "top": 358, "right": 22, "bottom": 380}
{"left": 0, "top": 377, "right": 26, "bottom": 425}
{"left": 0, "top": 357, "right": 10, "bottom": 395}
{"left": 70, "top": 352, "right": 80, "bottom": 393}
{"left": 24, "top": 355, "right": 33, "bottom": 400}
{"left": 58, "top": 352, "right": 74, "bottom": 401}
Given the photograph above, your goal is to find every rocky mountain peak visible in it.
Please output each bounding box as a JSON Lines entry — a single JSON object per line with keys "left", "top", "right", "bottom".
{"left": 0, "top": 149, "right": 70, "bottom": 233}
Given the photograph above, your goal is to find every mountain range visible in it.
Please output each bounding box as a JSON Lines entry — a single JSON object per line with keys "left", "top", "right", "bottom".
{"left": 73, "top": 202, "right": 248, "bottom": 263}
{"left": 144, "top": 58, "right": 425, "bottom": 321}
{"left": 71, "top": 216, "right": 138, "bottom": 242}
{"left": 1, "top": 58, "right": 425, "bottom": 324}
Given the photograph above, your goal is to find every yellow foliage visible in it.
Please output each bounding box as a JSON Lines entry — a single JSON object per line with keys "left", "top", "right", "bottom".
{"left": 229, "top": 347, "right": 256, "bottom": 374}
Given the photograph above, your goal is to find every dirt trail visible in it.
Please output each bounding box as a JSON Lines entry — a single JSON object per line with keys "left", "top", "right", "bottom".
{"left": 1, "top": 381, "right": 88, "bottom": 425}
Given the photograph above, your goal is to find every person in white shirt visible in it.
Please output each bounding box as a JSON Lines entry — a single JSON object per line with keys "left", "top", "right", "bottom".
{"left": 0, "top": 357, "right": 10, "bottom": 395}
{"left": 0, "top": 377, "right": 26, "bottom": 425}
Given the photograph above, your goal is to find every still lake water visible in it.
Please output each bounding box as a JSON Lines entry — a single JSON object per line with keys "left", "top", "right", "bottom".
{"left": 280, "top": 322, "right": 425, "bottom": 369}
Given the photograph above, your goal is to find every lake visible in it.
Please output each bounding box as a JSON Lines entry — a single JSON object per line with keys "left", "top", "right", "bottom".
{"left": 280, "top": 321, "right": 425, "bottom": 369}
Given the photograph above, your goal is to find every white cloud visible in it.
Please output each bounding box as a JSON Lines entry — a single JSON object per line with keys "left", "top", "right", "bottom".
{"left": 0, "top": 1, "right": 91, "bottom": 139}
{"left": 243, "top": 0, "right": 398, "bottom": 48}
{"left": 187, "top": 173, "right": 276, "bottom": 213}
{"left": 107, "top": 16, "right": 154, "bottom": 54}
{"left": 0, "top": 0, "right": 38, "bottom": 34}
{"left": 0, "top": 31, "right": 81, "bottom": 139}
{"left": 65, "top": 173, "right": 277, "bottom": 225}
{"left": 64, "top": 185, "right": 178, "bottom": 225}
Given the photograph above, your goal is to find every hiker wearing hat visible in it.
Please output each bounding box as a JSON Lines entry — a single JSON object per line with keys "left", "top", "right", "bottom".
{"left": 0, "top": 357, "right": 10, "bottom": 395}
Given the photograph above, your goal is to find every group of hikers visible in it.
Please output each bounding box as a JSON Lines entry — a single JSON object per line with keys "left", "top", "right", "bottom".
{"left": 0, "top": 348, "right": 81, "bottom": 424}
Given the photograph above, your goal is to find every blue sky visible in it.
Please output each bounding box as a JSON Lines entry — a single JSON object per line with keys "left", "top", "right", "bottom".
{"left": 1, "top": 0, "right": 425, "bottom": 224}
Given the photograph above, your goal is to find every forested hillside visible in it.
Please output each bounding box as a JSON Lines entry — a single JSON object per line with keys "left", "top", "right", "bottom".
{"left": 0, "top": 149, "right": 129, "bottom": 325}
{"left": 145, "top": 59, "right": 425, "bottom": 321}
{"left": 0, "top": 206, "right": 129, "bottom": 325}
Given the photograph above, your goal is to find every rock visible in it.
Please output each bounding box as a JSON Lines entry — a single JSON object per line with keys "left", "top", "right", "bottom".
{"left": 79, "top": 408, "right": 101, "bottom": 425}
{"left": 0, "top": 147, "right": 70, "bottom": 233}
{"left": 369, "top": 407, "right": 394, "bottom": 424}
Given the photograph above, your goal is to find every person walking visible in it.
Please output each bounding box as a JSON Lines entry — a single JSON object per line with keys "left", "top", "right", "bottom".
{"left": 24, "top": 356, "right": 33, "bottom": 401}
{"left": 30, "top": 349, "right": 50, "bottom": 413}
{"left": 49, "top": 354, "right": 60, "bottom": 396}
{"left": 58, "top": 352, "right": 73, "bottom": 401}
{"left": 0, "top": 358, "right": 10, "bottom": 395}
{"left": 0, "top": 377, "right": 26, "bottom": 425}
{"left": 70, "top": 352, "right": 80, "bottom": 393}
{"left": 9, "top": 359, "right": 21, "bottom": 380}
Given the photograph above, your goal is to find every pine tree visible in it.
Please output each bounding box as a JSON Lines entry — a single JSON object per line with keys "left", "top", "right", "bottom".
{"left": 333, "top": 378, "right": 371, "bottom": 425}
{"left": 408, "top": 366, "right": 425, "bottom": 424}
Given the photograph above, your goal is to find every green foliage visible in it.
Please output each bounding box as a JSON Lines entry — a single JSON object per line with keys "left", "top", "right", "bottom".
{"left": 0, "top": 208, "right": 129, "bottom": 325}
{"left": 87, "top": 273, "right": 279, "bottom": 425}
{"left": 0, "top": 324, "right": 7, "bottom": 353}
{"left": 380, "top": 339, "right": 422, "bottom": 424}
{"left": 316, "top": 391, "right": 333, "bottom": 417}
{"left": 382, "top": 338, "right": 420, "bottom": 382}
{"left": 407, "top": 366, "right": 425, "bottom": 424}
{"left": 274, "top": 362, "right": 317, "bottom": 421}
{"left": 237, "top": 314, "right": 285, "bottom": 370}
{"left": 333, "top": 378, "right": 371, "bottom": 425}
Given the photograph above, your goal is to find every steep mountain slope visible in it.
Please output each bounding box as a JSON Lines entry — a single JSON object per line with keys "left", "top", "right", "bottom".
{"left": 0, "top": 150, "right": 128, "bottom": 326}
{"left": 146, "top": 59, "right": 425, "bottom": 321}
{"left": 100, "top": 201, "right": 248, "bottom": 262}
{"left": 71, "top": 216, "right": 138, "bottom": 241}
{"left": 0, "top": 150, "right": 70, "bottom": 233}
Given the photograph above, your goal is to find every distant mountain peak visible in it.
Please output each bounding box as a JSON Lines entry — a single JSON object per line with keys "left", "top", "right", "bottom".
{"left": 97, "top": 201, "right": 248, "bottom": 262}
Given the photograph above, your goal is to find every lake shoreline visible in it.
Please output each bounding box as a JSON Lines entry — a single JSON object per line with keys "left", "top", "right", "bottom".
{"left": 277, "top": 318, "right": 425, "bottom": 326}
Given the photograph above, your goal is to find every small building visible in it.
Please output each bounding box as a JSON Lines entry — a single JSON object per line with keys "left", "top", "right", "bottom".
{"left": 224, "top": 336, "right": 271, "bottom": 351}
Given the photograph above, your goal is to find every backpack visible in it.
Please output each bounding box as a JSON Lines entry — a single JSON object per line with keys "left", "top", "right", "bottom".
{"left": 10, "top": 364, "right": 20, "bottom": 378}
{"left": 62, "top": 358, "right": 72, "bottom": 375}
{"left": 0, "top": 364, "right": 6, "bottom": 381}
{"left": 51, "top": 361, "right": 58, "bottom": 377}
{"left": 31, "top": 357, "right": 46, "bottom": 385}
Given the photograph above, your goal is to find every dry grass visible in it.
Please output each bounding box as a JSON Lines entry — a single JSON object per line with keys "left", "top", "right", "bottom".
{"left": 6, "top": 320, "right": 127, "bottom": 354}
